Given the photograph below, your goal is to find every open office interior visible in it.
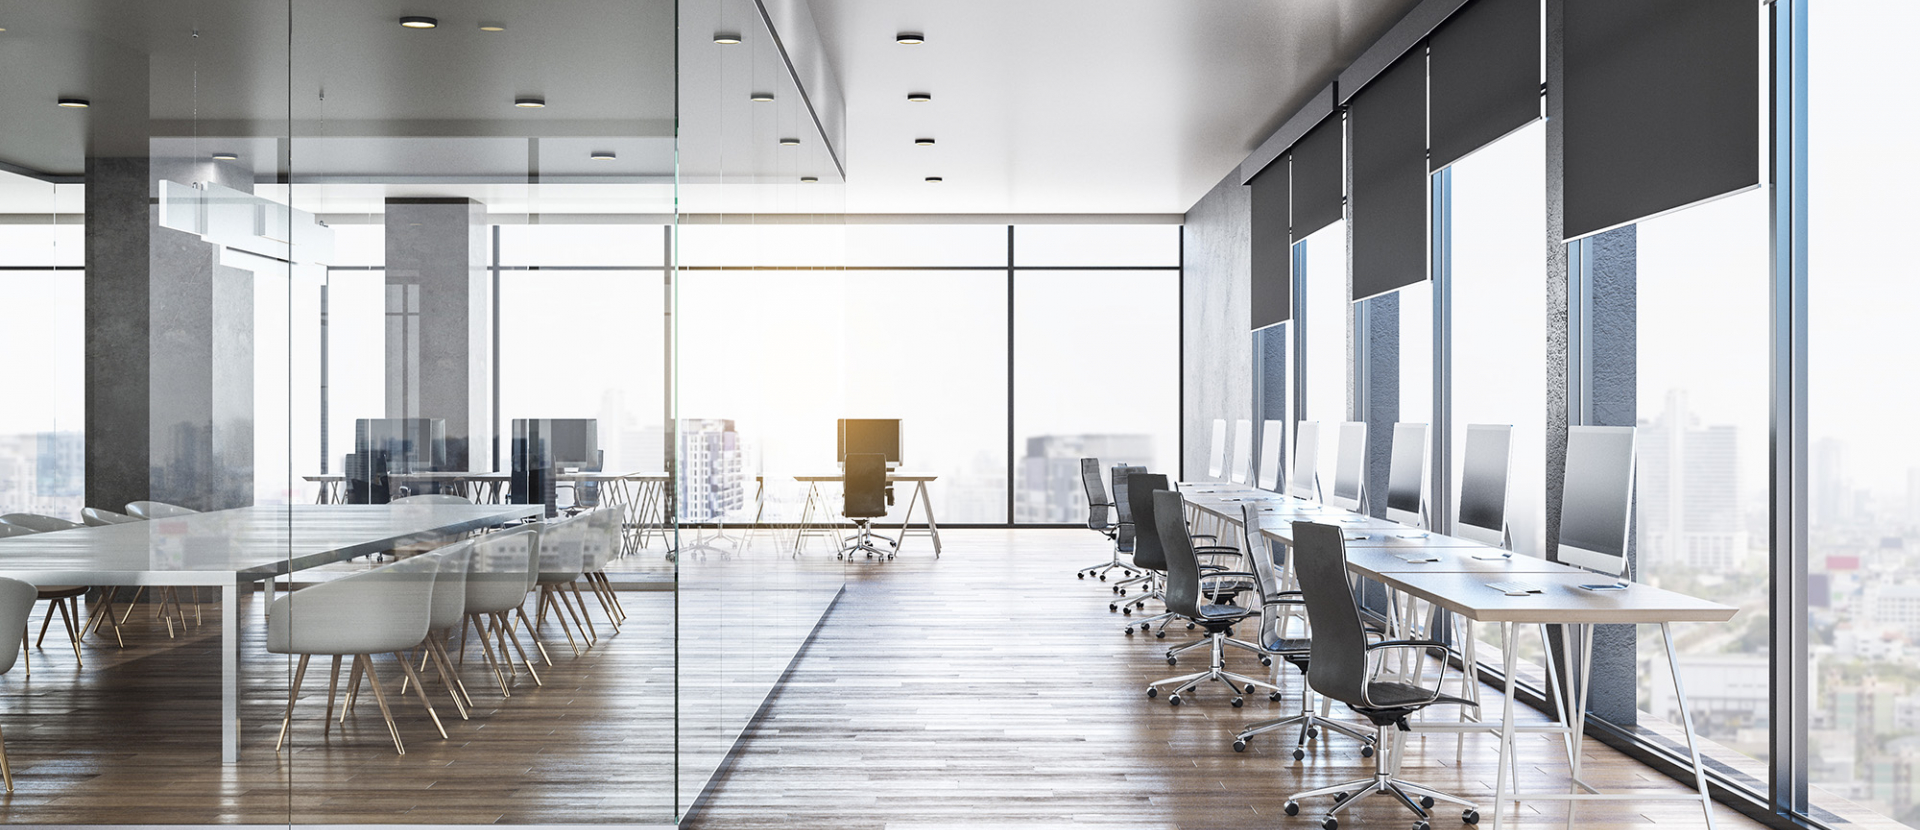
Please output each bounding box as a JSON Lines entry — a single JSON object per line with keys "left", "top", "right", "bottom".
{"left": 0, "top": 0, "right": 1904, "bottom": 828}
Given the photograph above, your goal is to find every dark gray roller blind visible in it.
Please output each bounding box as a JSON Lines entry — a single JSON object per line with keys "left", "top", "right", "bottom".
{"left": 1429, "top": 0, "right": 1541, "bottom": 170}
{"left": 1564, "top": 0, "right": 1759, "bottom": 240}
{"left": 1349, "top": 53, "right": 1428, "bottom": 301}
{"left": 1250, "top": 163, "right": 1291, "bottom": 329}
{"left": 1290, "top": 117, "right": 1343, "bottom": 239}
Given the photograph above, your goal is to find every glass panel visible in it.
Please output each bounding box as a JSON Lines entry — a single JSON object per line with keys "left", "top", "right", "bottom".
{"left": 1299, "top": 220, "right": 1349, "bottom": 472}
{"left": 0, "top": 267, "right": 85, "bottom": 516}
{"left": 1016, "top": 224, "right": 1182, "bottom": 267}
{"left": 1398, "top": 281, "right": 1433, "bottom": 437}
{"left": 1014, "top": 270, "right": 1180, "bottom": 523}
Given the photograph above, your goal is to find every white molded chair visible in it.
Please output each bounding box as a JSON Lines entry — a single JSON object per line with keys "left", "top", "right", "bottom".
{"left": 581, "top": 508, "right": 626, "bottom": 628}
{"left": 535, "top": 515, "right": 593, "bottom": 656}
{"left": 125, "top": 501, "right": 198, "bottom": 519}
{"left": 0, "top": 520, "right": 121, "bottom": 662}
{"left": 0, "top": 577, "right": 38, "bottom": 791}
{"left": 0, "top": 514, "right": 80, "bottom": 533}
{"left": 459, "top": 527, "right": 547, "bottom": 696}
{"left": 81, "top": 508, "right": 140, "bottom": 526}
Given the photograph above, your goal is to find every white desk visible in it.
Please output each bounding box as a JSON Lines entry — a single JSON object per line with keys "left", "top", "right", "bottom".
{"left": 763, "top": 472, "right": 943, "bottom": 556}
{"left": 0, "top": 503, "right": 539, "bottom": 763}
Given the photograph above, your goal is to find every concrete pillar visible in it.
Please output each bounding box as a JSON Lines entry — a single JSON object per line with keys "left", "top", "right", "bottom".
{"left": 383, "top": 198, "right": 489, "bottom": 471}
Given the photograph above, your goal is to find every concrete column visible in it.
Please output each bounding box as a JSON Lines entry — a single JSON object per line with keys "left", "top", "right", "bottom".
{"left": 383, "top": 198, "right": 489, "bottom": 471}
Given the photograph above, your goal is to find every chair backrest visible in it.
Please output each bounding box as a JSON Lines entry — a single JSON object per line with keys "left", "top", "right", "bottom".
{"left": 1110, "top": 464, "right": 1145, "bottom": 554}
{"left": 465, "top": 526, "right": 539, "bottom": 614}
{"left": 1241, "top": 503, "right": 1299, "bottom": 646}
{"left": 0, "top": 577, "right": 37, "bottom": 674}
{"left": 1230, "top": 419, "right": 1254, "bottom": 483}
{"left": 1207, "top": 419, "right": 1228, "bottom": 480}
{"left": 1127, "top": 473, "right": 1171, "bottom": 570}
{"left": 538, "top": 514, "right": 587, "bottom": 580}
{"left": 843, "top": 453, "right": 888, "bottom": 519}
{"left": 1293, "top": 520, "right": 1370, "bottom": 708}
{"left": 428, "top": 540, "right": 475, "bottom": 629}
{"left": 581, "top": 508, "right": 620, "bottom": 570}
{"left": 392, "top": 493, "right": 472, "bottom": 505}
{"left": 0, "top": 524, "right": 32, "bottom": 539}
{"left": 83, "top": 507, "right": 142, "bottom": 526}
{"left": 1257, "top": 419, "right": 1285, "bottom": 491}
{"left": 0, "top": 513, "right": 81, "bottom": 533}
{"left": 127, "top": 501, "right": 198, "bottom": 519}
{"left": 267, "top": 552, "right": 439, "bottom": 656}
{"left": 1152, "top": 491, "right": 1204, "bottom": 618}
{"left": 1079, "top": 458, "right": 1110, "bottom": 531}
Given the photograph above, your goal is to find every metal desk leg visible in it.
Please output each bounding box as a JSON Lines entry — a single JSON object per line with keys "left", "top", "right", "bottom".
{"left": 1490, "top": 621, "right": 1519, "bottom": 830}
{"left": 913, "top": 481, "right": 941, "bottom": 556}
{"left": 1663, "top": 621, "right": 1718, "bottom": 829}
{"left": 222, "top": 581, "right": 240, "bottom": 764}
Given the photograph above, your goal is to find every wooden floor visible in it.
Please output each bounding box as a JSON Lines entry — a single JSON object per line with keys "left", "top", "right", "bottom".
{"left": 686, "top": 529, "right": 1767, "bottom": 830}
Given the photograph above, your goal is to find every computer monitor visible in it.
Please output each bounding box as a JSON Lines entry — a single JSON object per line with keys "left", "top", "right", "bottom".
{"left": 1288, "top": 421, "right": 1321, "bottom": 500}
{"left": 1256, "top": 419, "right": 1285, "bottom": 492}
{"left": 1455, "top": 424, "right": 1513, "bottom": 548}
{"left": 838, "top": 419, "right": 902, "bottom": 468}
{"left": 1329, "top": 421, "right": 1368, "bottom": 511}
{"left": 1229, "top": 419, "right": 1254, "bottom": 484}
{"left": 1385, "top": 423, "right": 1428, "bottom": 527}
{"left": 548, "top": 419, "right": 599, "bottom": 468}
{"left": 1558, "top": 425, "right": 1637, "bottom": 579}
{"left": 1206, "top": 419, "right": 1227, "bottom": 480}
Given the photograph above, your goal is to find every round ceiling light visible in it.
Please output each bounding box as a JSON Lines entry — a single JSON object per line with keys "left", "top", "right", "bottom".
{"left": 399, "top": 16, "right": 437, "bottom": 28}
{"left": 925, "top": 176, "right": 943, "bottom": 183}
{"left": 211, "top": 152, "right": 239, "bottom": 161}
{"left": 713, "top": 33, "right": 741, "bottom": 44}
{"left": 57, "top": 97, "right": 89, "bottom": 108}
{"left": 514, "top": 96, "right": 546, "bottom": 108}
{"left": 800, "top": 176, "right": 818, "bottom": 183}
{"left": 778, "top": 137, "right": 800, "bottom": 146}
{"left": 590, "top": 151, "right": 616, "bottom": 160}
{"left": 478, "top": 22, "right": 506, "bottom": 32}
{"left": 749, "top": 92, "right": 775, "bottom": 102}
{"left": 914, "top": 137, "right": 936, "bottom": 146}
{"left": 906, "top": 93, "right": 931, "bottom": 103}
{"left": 896, "top": 32, "right": 924, "bottom": 45}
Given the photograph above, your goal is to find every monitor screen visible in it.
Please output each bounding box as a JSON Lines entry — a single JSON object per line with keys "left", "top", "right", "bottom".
{"left": 1256, "top": 420, "right": 1285, "bottom": 491}
{"left": 1207, "top": 419, "right": 1228, "bottom": 479}
{"left": 1330, "top": 421, "right": 1367, "bottom": 508}
{"left": 1288, "top": 421, "right": 1321, "bottom": 499}
{"left": 1456, "top": 424, "right": 1513, "bottom": 536}
{"left": 548, "top": 419, "right": 599, "bottom": 467}
{"left": 1386, "top": 423, "right": 1427, "bottom": 519}
{"left": 1559, "top": 425, "right": 1637, "bottom": 577}
{"left": 1230, "top": 420, "right": 1254, "bottom": 483}
{"left": 838, "top": 419, "right": 902, "bottom": 465}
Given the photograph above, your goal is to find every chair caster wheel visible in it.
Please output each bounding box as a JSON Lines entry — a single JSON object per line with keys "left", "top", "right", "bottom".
{"left": 1260, "top": 656, "right": 1273, "bottom": 667}
{"left": 1186, "top": 623, "right": 1196, "bottom": 630}
{"left": 1124, "top": 627, "right": 1134, "bottom": 636}
{"left": 1077, "top": 572, "right": 1086, "bottom": 579}
{"left": 1123, "top": 607, "right": 1133, "bottom": 616}
{"left": 1231, "top": 697, "right": 1244, "bottom": 708}
{"left": 1154, "top": 631, "right": 1166, "bottom": 639}
{"left": 1167, "top": 694, "right": 1181, "bottom": 706}
{"left": 1232, "top": 739, "right": 1247, "bottom": 752}
{"left": 1109, "top": 603, "right": 1118, "bottom": 612}
{"left": 1098, "top": 575, "right": 1107, "bottom": 582}
{"left": 1414, "top": 822, "right": 1430, "bottom": 830}
{"left": 1146, "top": 687, "right": 1158, "bottom": 699}
{"left": 1361, "top": 745, "right": 1375, "bottom": 758}
{"left": 1292, "top": 748, "right": 1306, "bottom": 761}
{"left": 1420, "top": 796, "right": 1435, "bottom": 809}
{"left": 1321, "top": 817, "right": 1339, "bottom": 830}
{"left": 1462, "top": 809, "right": 1479, "bottom": 825}
{"left": 1283, "top": 801, "right": 1299, "bottom": 816}
{"left": 1118, "top": 589, "right": 1127, "bottom": 597}
{"left": 1332, "top": 792, "right": 1348, "bottom": 804}
{"left": 1269, "top": 691, "right": 1282, "bottom": 702}
{"left": 1244, "top": 683, "right": 1257, "bottom": 694}
{"left": 1166, "top": 656, "right": 1177, "bottom": 666}
{"left": 1307, "top": 727, "right": 1320, "bottom": 739}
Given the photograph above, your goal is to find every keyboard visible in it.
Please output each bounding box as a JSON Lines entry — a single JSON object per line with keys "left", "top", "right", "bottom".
{"left": 1486, "top": 581, "right": 1545, "bottom": 595}
{"left": 1394, "top": 552, "right": 1441, "bottom": 563}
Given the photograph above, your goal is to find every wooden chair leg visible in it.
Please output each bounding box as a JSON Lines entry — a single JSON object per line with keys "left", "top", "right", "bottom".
{"left": 0, "top": 722, "right": 12, "bottom": 792}
{"left": 566, "top": 581, "right": 599, "bottom": 643}
{"left": 55, "top": 598, "right": 81, "bottom": 665}
{"left": 496, "top": 613, "right": 542, "bottom": 687}
{"left": 274, "top": 653, "right": 312, "bottom": 751}
{"left": 322, "top": 655, "right": 343, "bottom": 737}
{"left": 423, "top": 636, "right": 470, "bottom": 718}
{"left": 513, "top": 606, "right": 554, "bottom": 667}
{"left": 358, "top": 655, "right": 406, "bottom": 755}
{"left": 393, "top": 651, "right": 448, "bottom": 739}
{"left": 541, "top": 589, "right": 581, "bottom": 657}
{"left": 33, "top": 601, "right": 55, "bottom": 649}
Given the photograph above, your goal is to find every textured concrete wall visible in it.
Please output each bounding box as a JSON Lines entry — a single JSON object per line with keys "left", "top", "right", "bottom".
{"left": 385, "top": 199, "right": 490, "bottom": 470}
{"left": 84, "top": 158, "right": 152, "bottom": 514}
{"left": 1585, "top": 224, "right": 1638, "bottom": 724}
{"left": 1181, "top": 171, "right": 1254, "bottom": 481}
{"left": 1363, "top": 293, "right": 1399, "bottom": 517}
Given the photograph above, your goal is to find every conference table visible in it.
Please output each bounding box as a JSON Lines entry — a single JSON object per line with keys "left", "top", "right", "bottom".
{"left": 1180, "top": 484, "right": 1735, "bottom": 830}
{"left": 0, "top": 503, "right": 540, "bottom": 763}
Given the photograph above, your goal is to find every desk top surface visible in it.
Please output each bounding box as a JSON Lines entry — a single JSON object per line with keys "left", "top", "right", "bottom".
{"left": 0, "top": 504, "right": 537, "bottom": 586}
{"left": 776, "top": 472, "right": 939, "bottom": 482}
{"left": 1342, "top": 545, "right": 1573, "bottom": 579}
{"left": 1377, "top": 570, "right": 1737, "bottom": 624}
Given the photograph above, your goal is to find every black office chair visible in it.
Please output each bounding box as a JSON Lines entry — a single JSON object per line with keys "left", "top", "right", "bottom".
{"left": 1075, "top": 458, "right": 1134, "bottom": 581}
{"left": 1105, "top": 465, "right": 1151, "bottom": 607}
{"left": 839, "top": 453, "right": 894, "bottom": 561}
{"left": 1282, "top": 520, "right": 1479, "bottom": 830}
{"left": 1229, "top": 503, "right": 1377, "bottom": 759}
{"left": 1129, "top": 482, "right": 1258, "bottom": 649}
{"left": 1143, "top": 491, "right": 1282, "bottom": 707}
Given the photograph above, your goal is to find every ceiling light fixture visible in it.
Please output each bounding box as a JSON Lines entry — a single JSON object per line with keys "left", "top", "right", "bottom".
{"left": 514, "top": 96, "right": 546, "bottom": 108}
{"left": 896, "top": 32, "right": 924, "bottom": 44}
{"left": 478, "top": 22, "right": 506, "bottom": 32}
{"left": 590, "top": 151, "right": 616, "bottom": 160}
{"left": 399, "top": 16, "right": 437, "bottom": 28}
{"left": 925, "top": 176, "right": 943, "bottom": 183}
{"left": 713, "top": 32, "right": 741, "bottom": 44}
{"left": 211, "top": 152, "right": 239, "bottom": 161}
{"left": 800, "top": 176, "right": 818, "bottom": 183}
{"left": 914, "top": 137, "right": 936, "bottom": 146}
{"left": 778, "top": 137, "right": 800, "bottom": 146}
{"left": 906, "top": 92, "right": 931, "bottom": 103}
{"left": 749, "top": 92, "right": 775, "bottom": 102}
{"left": 57, "top": 97, "right": 89, "bottom": 108}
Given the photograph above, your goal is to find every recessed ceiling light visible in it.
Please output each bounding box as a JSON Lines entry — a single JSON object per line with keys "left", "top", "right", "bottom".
{"left": 778, "top": 137, "right": 800, "bottom": 146}
{"left": 800, "top": 176, "right": 818, "bottom": 183}
{"left": 0, "top": 27, "right": 9, "bottom": 33}
{"left": 925, "top": 176, "right": 943, "bottom": 183}
{"left": 914, "top": 137, "right": 936, "bottom": 146}
{"left": 906, "top": 93, "right": 932, "bottom": 103}
{"left": 590, "top": 151, "right": 616, "bottom": 160}
{"left": 478, "top": 22, "right": 506, "bottom": 32}
{"left": 399, "top": 16, "right": 437, "bottom": 29}
{"left": 211, "top": 152, "right": 239, "bottom": 161}
{"left": 896, "top": 32, "right": 925, "bottom": 45}
{"left": 713, "top": 32, "right": 741, "bottom": 44}
{"left": 514, "top": 96, "right": 546, "bottom": 108}
{"left": 57, "top": 97, "right": 88, "bottom": 109}
{"left": 749, "top": 92, "right": 775, "bottom": 102}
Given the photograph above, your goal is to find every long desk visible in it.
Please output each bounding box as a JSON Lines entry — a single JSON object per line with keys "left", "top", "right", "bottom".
{"left": 1180, "top": 486, "right": 1736, "bottom": 830}
{"left": 0, "top": 503, "right": 539, "bottom": 763}
{"left": 757, "top": 472, "right": 943, "bottom": 555}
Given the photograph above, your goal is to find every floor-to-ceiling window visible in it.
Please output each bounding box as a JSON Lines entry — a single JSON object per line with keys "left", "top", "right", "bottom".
{"left": 0, "top": 223, "right": 84, "bottom": 517}
{"left": 1299, "top": 220, "right": 1350, "bottom": 474}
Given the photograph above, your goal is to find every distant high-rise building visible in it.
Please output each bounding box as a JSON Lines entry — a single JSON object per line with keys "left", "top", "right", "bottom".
{"left": 1638, "top": 390, "right": 1746, "bottom": 572}
{"left": 1016, "top": 434, "right": 1155, "bottom": 523}
{"left": 678, "top": 418, "right": 744, "bottom": 522}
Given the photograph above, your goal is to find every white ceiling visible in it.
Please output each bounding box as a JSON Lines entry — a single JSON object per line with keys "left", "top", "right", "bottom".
{"left": 808, "top": 0, "right": 1421, "bottom": 215}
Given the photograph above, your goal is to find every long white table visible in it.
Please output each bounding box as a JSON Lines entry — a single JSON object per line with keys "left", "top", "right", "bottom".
{"left": 0, "top": 503, "right": 540, "bottom": 763}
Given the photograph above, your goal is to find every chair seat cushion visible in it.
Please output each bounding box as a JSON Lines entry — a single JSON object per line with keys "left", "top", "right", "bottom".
{"left": 1196, "top": 603, "right": 1252, "bottom": 623}
{"left": 1264, "top": 635, "right": 1312, "bottom": 654}
{"left": 36, "top": 586, "right": 86, "bottom": 599}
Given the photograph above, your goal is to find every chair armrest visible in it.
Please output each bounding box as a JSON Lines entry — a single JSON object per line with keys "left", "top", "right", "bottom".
{"left": 1365, "top": 639, "right": 1448, "bottom": 652}
{"left": 1358, "top": 641, "right": 1477, "bottom": 710}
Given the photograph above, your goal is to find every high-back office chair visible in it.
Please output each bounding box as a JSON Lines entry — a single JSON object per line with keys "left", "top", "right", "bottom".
{"left": 1104, "top": 465, "right": 1152, "bottom": 607}
{"left": 1229, "top": 503, "right": 1377, "bottom": 759}
{"left": 1122, "top": 476, "right": 1249, "bottom": 634}
{"left": 840, "top": 453, "right": 895, "bottom": 561}
{"left": 125, "top": 501, "right": 197, "bottom": 519}
{"left": 0, "top": 514, "right": 80, "bottom": 533}
{"left": 1075, "top": 458, "right": 1134, "bottom": 581}
{"left": 1143, "top": 491, "right": 1283, "bottom": 707}
{"left": 81, "top": 507, "right": 139, "bottom": 526}
{"left": 0, "top": 577, "right": 37, "bottom": 791}
{"left": 1282, "top": 521, "right": 1480, "bottom": 830}
{"left": 269, "top": 553, "right": 445, "bottom": 755}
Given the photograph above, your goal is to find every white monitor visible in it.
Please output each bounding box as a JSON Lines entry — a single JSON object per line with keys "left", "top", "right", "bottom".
{"left": 1558, "top": 425, "right": 1637, "bottom": 579}
{"left": 1455, "top": 424, "right": 1513, "bottom": 548}
{"left": 1256, "top": 419, "right": 1285, "bottom": 491}
{"left": 1229, "top": 419, "right": 1254, "bottom": 484}
{"left": 1288, "top": 421, "right": 1321, "bottom": 500}
{"left": 1384, "top": 423, "right": 1428, "bottom": 527}
{"left": 1329, "top": 421, "right": 1368, "bottom": 512}
{"left": 1207, "top": 419, "right": 1228, "bottom": 480}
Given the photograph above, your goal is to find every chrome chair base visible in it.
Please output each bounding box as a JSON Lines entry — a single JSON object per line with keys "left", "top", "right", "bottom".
{"left": 1284, "top": 727, "right": 1478, "bottom": 827}
{"left": 1144, "top": 632, "right": 1281, "bottom": 706}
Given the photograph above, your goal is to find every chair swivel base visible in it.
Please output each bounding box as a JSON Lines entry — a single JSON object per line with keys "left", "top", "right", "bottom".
{"left": 1076, "top": 551, "right": 1136, "bottom": 582}
{"left": 1143, "top": 632, "right": 1281, "bottom": 707}
{"left": 1231, "top": 708, "right": 1376, "bottom": 759}
{"left": 1284, "top": 771, "right": 1479, "bottom": 830}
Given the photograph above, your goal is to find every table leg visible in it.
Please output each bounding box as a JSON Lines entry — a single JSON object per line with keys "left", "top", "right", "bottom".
{"left": 222, "top": 581, "right": 240, "bottom": 764}
{"left": 1663, "top": 622, "right": 1718, "bottom": 830}
{"left": 917, "top": 481, "right": 941, "bottom": 556}
{"left": 1490, "top": 621, "right": 1519, "bottom": 830}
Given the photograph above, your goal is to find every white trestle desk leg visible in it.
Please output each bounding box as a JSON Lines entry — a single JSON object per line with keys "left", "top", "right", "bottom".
{"left": 1571, "top": 623, "right": 1597, "bottom": 802}
{"left": 1664, "top": 621, "right": 1718, "bottom": 830}
{"left": 918, "top": 481, "right": 940, "bottom": 556}
{"left": 222, "top": 581, "right": 240, "bottom": 764}
{"left": 1539, "top": 623, "right": 1577, "bottom": 773}
{"left": 1491, "top": 621, "right": 1519, "bottom": 830}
